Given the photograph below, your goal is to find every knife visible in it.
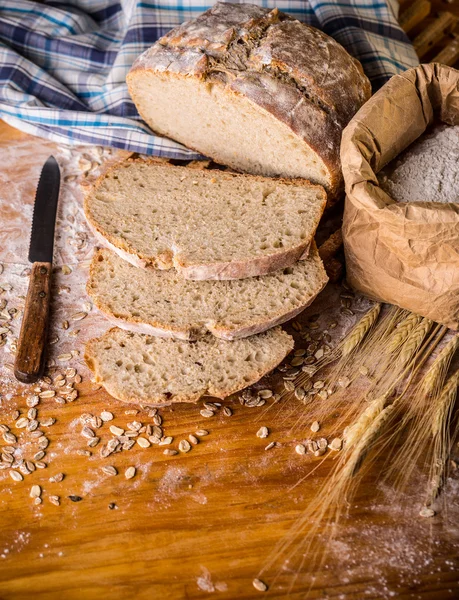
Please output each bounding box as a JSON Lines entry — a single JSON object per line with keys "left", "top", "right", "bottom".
{"left": 14, "top": 156, "right": 61, "bottom": 384}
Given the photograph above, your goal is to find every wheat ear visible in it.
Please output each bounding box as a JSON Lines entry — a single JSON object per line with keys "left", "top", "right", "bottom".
{"left": 431, "top": 369, "right": 459, "bottom": 438}
{"left": 344, "top": 393, "right": 389, "bottom": 449}
{"left": 341, "top": 303, "right": 382, "bottom": 357}
{"left": 422, "top": 335, "right": 459, "bottom": 397}
{"left": 397, "top": 318, "right": 433, "bottom": 369}
{"left": 387, "top": 313, "right": 423, "bottom": 353}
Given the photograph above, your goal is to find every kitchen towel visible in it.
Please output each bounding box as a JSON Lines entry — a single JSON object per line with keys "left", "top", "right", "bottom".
{"left": 0, "top": 0, "right": 419, "bottom": 156}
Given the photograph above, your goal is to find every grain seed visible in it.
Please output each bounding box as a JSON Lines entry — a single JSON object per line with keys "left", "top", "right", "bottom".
{"left": 49, "top": 495, "right": 60, "bottom": 506}
{"left": 71, "top": 311, "right": 87, "bottom": 321}
{"left": 34, "top": 497, "right": 42, "bottom": 505}
{"left": 27, "top": 408, "right": 37, "bottom": 420}
{"left": 39, "top": 390, "right": 55, "bottom": 398}
{"left": 40, "top": 418, "right": 55, "bottom": 427}
{"left": 9, "top": 470, "right": 23, "bottom": 482}
{"left": 27, "top": 395, "right": 40, "bottom": 407}
{"left": 311, "top": 421, "right": 320, "bottom": 433}
{"left": 223, "top": 407, "right": 232, "bottom": 417}
{"left": 264, "top": 442, "right": 276, "bottom": 451}
{"left": 158, "top": 436, "right": 173, "bottom": 446}
{"left": 57, "top": 353, "right": 72, "bottom": 361}
{"left": 329, "top": 438, "right": 342, "bottom": 451}
{"left": 15, "top": 417, "right": 29, "bottom": 428}
{"left": 179, "top": 440, "right": 191, "bottom": 453}
{"left": 283, "top": 380, "right": 295, "bottom": 392}
{"left": 34, "top": 451, "right": 45, "bottom": 461}
{"left": 163, "top": 449, "right": 178, "bottom": 456}
{"left": 3, "top": 432, "right": 16, "bottom": 444}
{"left": 35, "top": 461, "right": 47, "bottom": 469}
{"left": 49, "top": 473, "right": 64, "bottom": 483}
{"left": 200, "top": 409, "right": 214, "bottom": 418}
{"left": 125, "top": 466, "right": 136, "bottom": 480}
{"left": 256, "top": 427, "right": 269, "bottom": 439}
{"left": 195, "top": 430, "right": 209, "bottom": 437}
{"left": 100, "top": 411, "right": 114, "bottom": 422}
{"left": 137, "top": 437, "right": 150, "bottom": 448}
{"left": 81, "top": 426, "right": 95, "bottom": 439}
{"left": 189, "top": 434, "right": 198, "bottom": 445}
{"left": 253, "top": 578, "right": 268, "bottom": 592}
{"left": 30, "top": 485, "right": 41, "bottom": 498}
{"left": 295, "top": 444, "right": 306, "bottom": 455}
{"left": 101, "top": 466, "right": 117, "bottom": 476}
{"left": 109, "top": 425, "right": 124, "bottom": 436}
{"left": 313, "top": 381, "right": 325, "bottom": 390}
{"left": 258, "top": 389, "right": 273, "bottom": 399}
{"left": 419, "top": 506, "right": 435, "bottom": 518}
{"left": 87, "top": 437, "right": 100, "bottom": 448}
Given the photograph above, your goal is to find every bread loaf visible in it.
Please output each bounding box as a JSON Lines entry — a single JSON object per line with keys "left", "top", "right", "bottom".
{"left": 85, "top": 327, "right": 294, "bottom": 404}
{"left": 127, "top": 2, "right": 371, "bottom": 198}
{"left": 87, "top": 245, "right": 328, "bottom": 340}
{"left": 84, "top": 158, "right": 326, "bottom": 280}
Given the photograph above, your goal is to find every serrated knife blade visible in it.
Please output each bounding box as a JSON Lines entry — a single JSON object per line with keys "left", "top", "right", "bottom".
{"left": 14, "top": 156, "right": 61, "bottom": 384}
{"left": 28, "top": 155, "right": 61, "bottom": 263}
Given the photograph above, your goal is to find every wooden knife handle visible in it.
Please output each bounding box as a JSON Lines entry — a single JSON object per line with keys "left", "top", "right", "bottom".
{"left": 14, "top": 262, "right": 52, "bottom": 384}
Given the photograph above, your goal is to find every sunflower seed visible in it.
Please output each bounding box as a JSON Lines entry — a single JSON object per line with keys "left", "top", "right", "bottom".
{"left": 329, "top": 438, "right": 342, "bottom": 451}
{"left": 256, "top": 427, "right": 269, "bottom": 439}
{"left": 137, "top": 437, "right": 150, "bottom": 448}
{"left": 253, "top": 578, "right": 268, "bottom": 592}
{"left": 179, "top": 440, "right": 191, "bottom": 453}
{"left": 100, "top": 411, "right": 114, "bottom": 422}
{"left": 71, "top": 311, "right": 87, "bottom": 321}
{"left": 9, "top": 470, "right": 23, "bottom": 482}
{"left": 30, "top": 485, "right": 41, "bottom": 498}
{"left": 68, "top": 495, "right": 83, "bottom": 502}
{"left": 81, "top": 426, "right": 95, "bottom": 439}
{"left": 419, "top": 506, "right": 435, "bottom": 518}
{"left": 101, "top": 466, "right": 118, "bottom": 476}
{"left": 200, "top": 409, "right": 214, "bottom": 418}
{"left": 195, "top": 430, "right": 209, "bottom": 437}
{"left": 124, "top": 466, "right": 136, "bottom": 479}
{"left": 109, "top": 425, "right": 124, "bottom": 436}
{"left": 158, "top": 436, "right": 173, "bottom": 446}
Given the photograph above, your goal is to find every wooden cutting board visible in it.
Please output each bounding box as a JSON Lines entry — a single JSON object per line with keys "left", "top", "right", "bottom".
{"left": 0, "top": 121, "right": 458, "bottom": 600}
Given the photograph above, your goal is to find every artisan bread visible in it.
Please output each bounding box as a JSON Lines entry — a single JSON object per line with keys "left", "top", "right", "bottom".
{"left": 85, "top": 327, "right": 294, "bottom": 404}
{"left": 127, "top": 2, "right": 371, "bottom": 198}
{"left": 87, "top": 245, "right": 328, "bottom": 340}
{"left": 84, "top": 158, "right": 326, "bottom": 280}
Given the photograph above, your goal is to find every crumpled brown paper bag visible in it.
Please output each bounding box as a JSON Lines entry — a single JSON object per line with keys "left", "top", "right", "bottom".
{"left": 341, "top": 63, "right": 459, "bottom": 329}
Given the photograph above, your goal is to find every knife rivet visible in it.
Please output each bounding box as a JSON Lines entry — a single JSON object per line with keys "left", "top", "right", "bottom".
{"left": 39, "top": 291, "right": 46, "bottom": 298}
{"left": 40, "top": 267, "right": 47, "bottom": 275}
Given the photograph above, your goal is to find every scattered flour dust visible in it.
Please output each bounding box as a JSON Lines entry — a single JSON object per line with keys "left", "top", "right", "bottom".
{"left": 378, "top": 123, "right": 459, "bottom": 204}
{"left": 196, "top": 566, "right": 228, "bottom": 593}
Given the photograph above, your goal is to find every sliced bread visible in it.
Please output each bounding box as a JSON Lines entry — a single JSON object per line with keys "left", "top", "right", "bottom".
{"left": 127, "top": 2, "right": 371, "bottom": 198}
{"left": 87, "top": 245, "right": 328, "bottom": 340}
{"left": 84, "top": 158, "right": 326, "bottom": 280}
{"left": 84, "top": 327, "right": 293, "bottom": 404}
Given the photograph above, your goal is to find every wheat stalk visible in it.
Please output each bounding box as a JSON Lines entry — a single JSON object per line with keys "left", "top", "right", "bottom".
{"left": 387, "top": 313, "right": 423, "bottom": 353}
{"left": 341, "top": 303, "right": 382, "bottom": 357}
{"left": 344, "top": 393, "right": 389, "bottom": 449}
{"left": 422, "top": 335, "right": 459, "bottom": 397}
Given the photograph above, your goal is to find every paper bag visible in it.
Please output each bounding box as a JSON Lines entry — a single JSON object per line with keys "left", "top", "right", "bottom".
{"left": 341, "top": 63, "right": 459, "bottom": 329}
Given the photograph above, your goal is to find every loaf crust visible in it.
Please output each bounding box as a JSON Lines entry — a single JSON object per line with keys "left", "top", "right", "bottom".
{"left": 127, "top": 2, "right": 371, "bottom": 198}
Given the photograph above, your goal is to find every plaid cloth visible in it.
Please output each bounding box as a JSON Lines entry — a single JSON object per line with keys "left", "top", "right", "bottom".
{"left": 0, "top": 0, "right": 419, "bottom": 157}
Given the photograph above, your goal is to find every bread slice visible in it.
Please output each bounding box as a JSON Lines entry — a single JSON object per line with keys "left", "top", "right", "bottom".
{"left": 84, "top": 158, "right": 326, "bottom": 280}
{"left": 84, "top": 327, "right": 293, "bottom": 404}
{"left": 127, "top": 3, "right": 371, "bottom": 199}
{"left": 87, "top": 245, "right": 328, "bottom": 340}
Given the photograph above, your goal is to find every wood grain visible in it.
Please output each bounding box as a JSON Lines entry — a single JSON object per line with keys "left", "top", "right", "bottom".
{"left": 14, "top": 262, "right": 52, "bottom": 384}
{"left": 0, "top": 113, "right": 458, "bottom": 600}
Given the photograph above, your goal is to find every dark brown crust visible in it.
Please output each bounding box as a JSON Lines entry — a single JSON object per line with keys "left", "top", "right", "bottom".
{"left": 127, "top": 2, "right": 371, "bottom": 199}
{"left": 83, "top": 157, "right": 327, "bottom": 280}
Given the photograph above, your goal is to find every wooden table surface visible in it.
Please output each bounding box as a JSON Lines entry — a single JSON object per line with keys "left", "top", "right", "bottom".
{"left": 0, "top": 121, "right": 458, "bottom": 600}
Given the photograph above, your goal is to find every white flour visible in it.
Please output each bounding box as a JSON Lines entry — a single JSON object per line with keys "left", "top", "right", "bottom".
{"left": 378, "top": 123, "right": 459, "bottom": 204}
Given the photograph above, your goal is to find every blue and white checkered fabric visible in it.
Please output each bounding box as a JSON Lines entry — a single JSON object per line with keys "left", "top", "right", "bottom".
{"left": 0, "top": 0, "right": 419, "bottom": 156}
